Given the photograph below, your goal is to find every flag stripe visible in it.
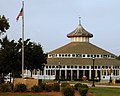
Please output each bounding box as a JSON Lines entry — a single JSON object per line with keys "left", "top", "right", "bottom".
{"left": 16, "top": 8, "right": 23, "bottom": 21}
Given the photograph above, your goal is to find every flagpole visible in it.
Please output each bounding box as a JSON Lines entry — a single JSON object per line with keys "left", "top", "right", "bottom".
{"left": 22, "top": 1, "right": 24, "bottom": 79}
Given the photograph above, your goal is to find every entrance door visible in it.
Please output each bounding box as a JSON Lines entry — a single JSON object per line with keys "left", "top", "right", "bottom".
{"left": 56, "top": 70, "right": 59, "bottom": 80}
{"left": 61, "top": 70, "right": 65, "bottom": 80}
{"left": 72, "top": 70, "right": 77, "bottom": 80}
{"left": 67, "top": 70, "right": 71, "bottom": 81}
{"left": 97, "top": 70, "right": 101, "bottom": 81}
{"left": 85, "top": 70, "right": 89, "bottom": 80}
{"left": 79, "top": 70, "right": 83, "bottom": 80}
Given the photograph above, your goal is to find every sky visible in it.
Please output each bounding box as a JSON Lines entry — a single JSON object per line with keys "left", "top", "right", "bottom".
{"left": 0, "top": 0, "right": 120, "bottom": 55}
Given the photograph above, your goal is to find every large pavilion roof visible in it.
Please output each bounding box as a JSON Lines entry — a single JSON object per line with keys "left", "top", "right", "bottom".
{"left": 49, "top": 42, "right": 114, "bottom": 55}
{"left": 47, "top": 58, "right": 120, "bottom": 66}
{"left": 47, "top": 21, "right": 120, "bottom": 66}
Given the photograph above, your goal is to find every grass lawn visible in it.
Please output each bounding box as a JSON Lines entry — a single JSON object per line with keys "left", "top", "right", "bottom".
{"left": 89, "top": 87, "right": 120, "bottom": 96}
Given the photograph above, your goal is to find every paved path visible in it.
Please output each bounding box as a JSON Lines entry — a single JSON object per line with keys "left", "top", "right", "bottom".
{"left": 85, "top": 83, "right": 120, "bottom": 88}
{"left": 88, "top": 84, "right": 120, "bottom": 88}
{"left": 70, "top": 83, "right": 120, "bottom": 88}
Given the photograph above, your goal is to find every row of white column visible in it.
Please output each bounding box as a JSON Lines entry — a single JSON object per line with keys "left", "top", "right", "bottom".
{"left": 45, "top": 69, "right": 99, "bottom": 80}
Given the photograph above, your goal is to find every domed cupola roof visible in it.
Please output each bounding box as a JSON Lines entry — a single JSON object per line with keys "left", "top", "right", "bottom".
{"left": 67, "top": 24, "right": 93, "bottom": 38}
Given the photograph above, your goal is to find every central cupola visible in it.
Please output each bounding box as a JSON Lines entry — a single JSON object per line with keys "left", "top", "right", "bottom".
{"left": 67, "top": 18, "right": 93, "bottom": 42}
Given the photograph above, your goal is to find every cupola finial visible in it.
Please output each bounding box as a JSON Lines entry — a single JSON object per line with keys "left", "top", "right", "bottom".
{"left": 79, "top": 17, "right": 81, "bottom": 25}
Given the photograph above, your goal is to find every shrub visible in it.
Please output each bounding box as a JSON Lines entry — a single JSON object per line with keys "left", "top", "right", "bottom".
{"left": 40, "top": 82, "right": 46, "bottom": 91}
{"left": 78, "top": 88, "right": 88, "bottom": 96}
{"left": 0, "top": 78, "right": 4, "bottom": 84}
{"left": 31, "top": 85, "right": 42, "bottom": 92}
{"left": 0, "top": 83, "right": 11, "bottom": 92}
{"left": 61, "top": 82, "right": 70, "bottom": 87}
{"left": 61, "top": 86, "right": 75, "bottom": 96}
{"left": 78, "top": 84, "right": 89, "bottom": 96}
{"left": 74, "top": 83, "right": 82, "bottom": 90}
{"left": 14, "top": 83, "right": 27, "bottom": 92}
{"left": 52, "top": 83, "right": 60, "bottom": 92}
{"left": 45, "top": 84, "right": 53, "bottom": 92}
{"left": 80, "top": 84, "right": 88, "bottom": 88}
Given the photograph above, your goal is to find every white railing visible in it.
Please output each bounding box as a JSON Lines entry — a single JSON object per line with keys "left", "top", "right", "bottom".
{"left": 24, "top": 74, "right": 55, "bottom": 80}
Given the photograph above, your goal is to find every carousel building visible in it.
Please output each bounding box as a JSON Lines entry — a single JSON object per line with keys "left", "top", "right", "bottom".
{"left": 25, "top": 21, "right": 120, "bottom": 81}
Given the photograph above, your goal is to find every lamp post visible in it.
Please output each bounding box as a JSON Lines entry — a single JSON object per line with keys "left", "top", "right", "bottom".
{"left": 58, "top": 62, "right": 61, "bottom": 84}
{"left": 92, "top": 57, "right": 95, "bottom": 87}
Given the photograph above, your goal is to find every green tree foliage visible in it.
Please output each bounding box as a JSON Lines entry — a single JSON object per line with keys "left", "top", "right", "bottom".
{"left": 17, "top": 38, "right": 47, "bottom": 77}
{"left": 0, "top": 15, "right": 10, "bottom": 35}
{"left": 0, "top": 15, "right": 47, "bottom": 80}
{"left": 0, "top": 36, "right": 21, "bottom": 79}
{"left": 0, "top": 36, "right": 47, "bottom": 80}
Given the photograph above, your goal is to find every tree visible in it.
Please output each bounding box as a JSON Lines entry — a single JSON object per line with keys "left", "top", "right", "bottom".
{"left": 0, "top": 36, "right": 21, "bottom": 82}
{"left": 0, "top": 15, "right": 10, "bottom": 35}
{"left": 0, "top": 36, "right": 47, "bottom": 81}
{"left": 18, "top": 38, "right": 47, "bottom": 77}
{"left": 27, "top": 43, "right": 47, "bottom": 77}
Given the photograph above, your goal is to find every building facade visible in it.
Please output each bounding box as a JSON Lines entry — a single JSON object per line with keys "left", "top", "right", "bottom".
{"left": 25, "top": 22, "right": 120, "bottom": 81}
